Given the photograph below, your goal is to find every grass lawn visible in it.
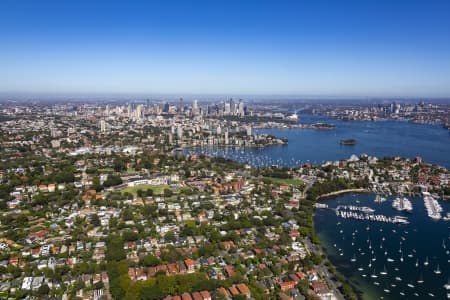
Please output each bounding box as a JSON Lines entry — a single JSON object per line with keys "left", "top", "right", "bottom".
{"left": 98, "top": 167, "right": 114, "bottom": 172}
{"left": 121, "top": 184, "right": 170, "bottom": 195}
{"left": 263, "top": 177, "right": 304, "bottom": 187}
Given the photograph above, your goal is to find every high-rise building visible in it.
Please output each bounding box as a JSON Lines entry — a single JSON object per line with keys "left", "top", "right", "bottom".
{"left": 127, "top": 102, "right": 132, "bottom": 118}
{"left": 163, "top": 102, "right": 170, "bottom": 113}
{"left": 100, "top": 120, "right": 106, "bottom": 132}
{"left": 179, "top": 97, "right": 184, "bottom": 114}
{"left": 246, "top": 126, "right": 252, "bottom": 136}
{"left": 238, "top": 100, "right": 245, "bottom": 116}
{"left": 224, "top": 129, "right": 229, "bottom": 144}
{"left": 176, "top": 126, "right": 183, "bottom": 139}
{"left": 192, "top": 99, "right": 199, "bottom": 115}
{"left": 229, "top": 98, "right": 235, "bottom": 115}
{"left": 224, "top": 102, "right": 231, "bottom": 115}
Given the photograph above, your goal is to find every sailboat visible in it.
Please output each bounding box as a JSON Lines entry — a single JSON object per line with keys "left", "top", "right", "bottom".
{"left": 424, "top": 256, "right": 429, "bottom": 266}
{"left": 350, "top": 254, "right": 356, "bottom": 262}
{"left": 371, "top": 269, "right": 378, "bottom": 278}
{"left": 400, "top": 253, "right": 404, "bottom": 262}
{"left": 444, "top": 278, "right": 450, "bottom": 290}
{"left": 417, "top": 272, "right": 424, "bottom": 284}
{"left": 415, "top": 259, "right": 419, "bottom": 267}
{"left": 380, "top": 265, "right": 388, "bottom": 275}
{"left": 434, "top": 264, "right": 441, "bottom": 275}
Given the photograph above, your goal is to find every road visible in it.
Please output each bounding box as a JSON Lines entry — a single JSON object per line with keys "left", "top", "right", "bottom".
{"left": 304, "top": 237, "right": 345, "bottom": 300}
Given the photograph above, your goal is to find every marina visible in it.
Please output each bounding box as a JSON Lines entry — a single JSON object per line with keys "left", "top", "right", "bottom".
{"left": 392, "top": 197, "right": 413, "bottom": 213}
{"left": 335, "top": 209, "right": 410, "bottom": 225}
{"left": 423, "top": 192, "right": 443, "bottom": 220}
{"left": 315, "top": 193, "right": 450, "bottom": 300}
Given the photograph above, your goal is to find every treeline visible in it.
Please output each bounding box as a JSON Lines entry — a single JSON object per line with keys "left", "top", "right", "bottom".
{"left": 307, "top": 177, "right": 369, "bottom": 201}
{"left": 106, "top": 235, "right": 129, "bottom": 299}
{"left": 260, "top": 167, "right": 293, "bottom": 179}
{"left": 126, "top": 273, "right": 223, "bottom": 300}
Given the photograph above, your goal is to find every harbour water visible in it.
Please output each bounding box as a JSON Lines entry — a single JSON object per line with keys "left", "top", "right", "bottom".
{"left": 182, "top": 114, "right": 450, "bottom": 168}
{"left": 315, "top": 193, "right": 450, "bottom": 299}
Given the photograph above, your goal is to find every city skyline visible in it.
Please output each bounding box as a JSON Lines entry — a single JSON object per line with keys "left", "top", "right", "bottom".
{"left": 1, "top": 0, "right": 450, "bottom": 97}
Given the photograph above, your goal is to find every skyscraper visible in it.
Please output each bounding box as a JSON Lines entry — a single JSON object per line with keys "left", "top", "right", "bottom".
{"left": 224, "top": 102, "right": 231, "bottom": 115}
{"left": 229, "top": 98, "right": 235, "bottom": 115}
{"left": 238, "top": 100, "right": 245, "bottom": 116}
{"left": 179, "top": 97, "right": 184, "bottom": 114}
{"left": 193, "top": 99, "right": 198, "bottom": 115}
{"left": 100, "top": 120, "right": 106, "bottom": 132}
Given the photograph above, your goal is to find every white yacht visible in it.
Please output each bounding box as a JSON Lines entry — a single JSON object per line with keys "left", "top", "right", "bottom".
{"left": 392, "top": 197, "right": 413, "bottom": 212}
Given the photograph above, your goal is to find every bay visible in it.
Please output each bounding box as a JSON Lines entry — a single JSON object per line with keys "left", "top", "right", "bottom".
{"left": 315, "top": 193, "right": 450, "bottom": 299}
{"left": 183, "top": 114, "right": 450, "bottom": 168}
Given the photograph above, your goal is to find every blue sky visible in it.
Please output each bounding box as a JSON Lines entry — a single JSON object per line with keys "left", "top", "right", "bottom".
{"left": 1, "top": 0, "right": 450, "bottom": 97}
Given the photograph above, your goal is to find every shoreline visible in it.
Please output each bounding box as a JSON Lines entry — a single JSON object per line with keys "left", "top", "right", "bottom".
{"left": 313, "top": 190, "right": 369, "bottom": 299}
{"left": 316, "top": 188, "right": 368, "bottom": 201}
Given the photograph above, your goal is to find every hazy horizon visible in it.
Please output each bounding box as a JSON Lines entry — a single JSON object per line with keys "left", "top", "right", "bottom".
{"left": 1, "top": 0, "right": 450, "bottom": 97}
{"left": 1, "top": 92, "right": 450, "bottom": 105}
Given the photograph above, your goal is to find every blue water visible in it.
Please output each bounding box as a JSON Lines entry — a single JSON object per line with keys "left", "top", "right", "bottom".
{"left": 183, "top": 114, "right": 450, "bottom": 168}
{"left": 315, "top": 193, "right": 450, "bottom": 300}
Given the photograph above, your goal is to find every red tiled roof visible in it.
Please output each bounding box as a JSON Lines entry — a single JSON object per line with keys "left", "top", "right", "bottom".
{"left": 181, "top": 292, "right": 193, "bottom": 300}
{"left": 200, "top": 291, "right": 211, "bottom": 299}
{"left": 236, "top": 283, "right": 250, "bottom": 295}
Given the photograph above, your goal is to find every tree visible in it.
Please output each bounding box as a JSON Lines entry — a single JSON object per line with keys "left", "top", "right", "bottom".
{"left": 37, "top": 284, "right": 50, "bottom": 295}
{"left": 341, "top": 283, "right": 358, "bottom": 300}
{"left": 103, "top": 175, "right": 123, "bottom": 187}
{"left": 122, "top": 230, "right": 139, "bottom": 242}
{"left": 106, "top": 235, "right": 126, "bottom": 261}
{"left": 92, "top": 176, "right": 102, "bottom": 192}
{"left": 163, "top": 188, "right": 173, "bottom": 197}
{"left": 91, "top": 214, "right": 101, "bottom": 227}
{"left": 113, "top": 157, "right": 127, "bottom": 172}
{"left": 122, "top": 208, "right": 133, "bottom": 221}
{"left": 164, "top": 231, "right": 176, "bottom": 243}
{"left": 143, "top": 255, "right": 161, "bottom": 267}
{"left": 107, "top": 261, "right": 129, "bottom": 299}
